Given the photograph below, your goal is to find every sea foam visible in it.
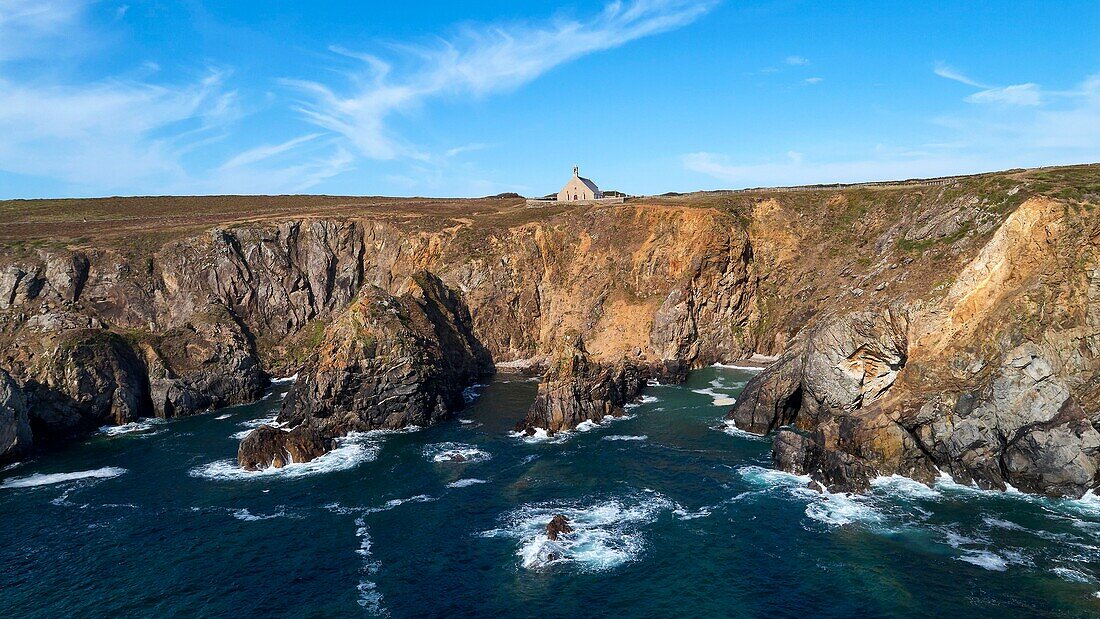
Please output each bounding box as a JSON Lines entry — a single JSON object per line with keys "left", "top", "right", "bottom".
{"left": 232, "top": 508, "right": 288, "bottom": 521}
{"left": 98, "top": 419, "right": 164, "bottom": 437}
{"left": 719, "top": 419, "right": 766, "bottom": 441}
{"left": 691, "top": 387, "right": 737, "bottom": 407}
{"left": 190, "top": 432, "right": 380, "bottom": 480}
{"left": 2, "top": 466, "right": 127, "bottom": 489}
{"left": 711, "top": 362, "right": 767, "bottom": 372}
{"left": 423, "top": 442, "right": 491, "bottom": 464}
{"left": 354, "top": 516, "right": 386, "bottom": 614}
{"left": 447, "top": 478, "right": 487, "bottom": 488}
{"left": 482, "top": 491, "right": 673, "bottom": 571}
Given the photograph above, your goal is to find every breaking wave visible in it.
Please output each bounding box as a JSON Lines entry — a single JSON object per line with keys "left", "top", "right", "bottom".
{"left": 481, "top": 490, "right": 673, "bottom": 571}
{"left": 803, "top": 491, "right": 885, "bottom": 527}
{"left": 423, "top": 442, "right": 491, "bottom": 464}
{"left": 511, "top": 410, "right": 640, "bottom": 444}
{"left": 462, "top": 383, "right": 487, "bottom": 405}
{"left": 447, "top": 478, "right": 487, "bottom": 488}
{"left": 98, "top": 419, "right": 164, "bottom": 437}
{"left": 232, "top": 508, "right": 288, "bottom": 521}
{"left": 623, "top": 395, "right": 659, "bottom": 410}
{"left": 2, "top": 466, "right": 127, "bottom": 489}
{"left": 718, "top": 419, "right": 766, "bottom": 441}
{"left": 189, "top": 432, "right": 381, "bottom": 480}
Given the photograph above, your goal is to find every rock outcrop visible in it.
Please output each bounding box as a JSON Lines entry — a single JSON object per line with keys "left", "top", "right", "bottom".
{"left": 239, "top": 272, "right": 492, "bottom": 469}
{"left": 25, "top": 329, "right": 153, "bottom": 436}
{"left": 515, "top": 334, "right": 650, "bottom": 435}
{"left": 0, "top": 370, "right": 31, "bottom": 464}
{"left": 237, "top": 424, "right": 332, "bottom": 471}
{"left": 546, "top": 515, "right": 574, "bottom": 541}
{"left": 141, "top": 302, "right": 268, "bottom": 418}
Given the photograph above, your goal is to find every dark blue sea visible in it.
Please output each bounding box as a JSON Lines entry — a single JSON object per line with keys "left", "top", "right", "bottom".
{"left": 3, "top": 367, "right": 1100, "bottom": 618}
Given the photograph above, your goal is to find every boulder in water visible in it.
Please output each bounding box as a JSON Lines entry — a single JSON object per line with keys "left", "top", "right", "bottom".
{"left": 546, "top": 514, "right": 574, "bottom": 541}
{"left": 237, "top": 424, "right": 332, "bottom": 471}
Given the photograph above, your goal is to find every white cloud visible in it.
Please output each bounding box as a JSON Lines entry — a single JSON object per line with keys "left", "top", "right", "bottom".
{"left": 0, "top": 0, "right": 89, "bottom": 61}
{"left": 220, "top": 133, "right": 323, "bottom": 169}
{"left": 965, "top": 83, "right": 1042, "bottom": 106}
{"left": 444, "top": 143, "right": 491, "bottom": 158}
{"left": 684, "top": 71, "right": 1100, "bottom": 189}
{"left": 201, "top": 145, "right": 356, "bottom": 194}
{"left": 284, "top": 0, "right": 715, "bottom": 162}
{"left": 0, "top": 70, "right": 239, "bottom": 189}
{"left": 804, "top": 77, "right": 822, "bottom": 84}
{"left": 786, "top": 55, "right": 808, "bottom": 66}
{"left": 935, "top": 63, "right": 1042, "bottom": 107}
{"left": 933, "top": 62, "right": 989, "bottom": 88}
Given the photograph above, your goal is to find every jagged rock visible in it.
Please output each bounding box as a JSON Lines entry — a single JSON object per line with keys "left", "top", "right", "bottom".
{"left": 516, "top": 334, "right": 648, "bottom": 434}
{"left": 26, "top": 329, "right": 152, "bottom": 436}
{"left": 142, "top": 302, "right": 267, "bottom": 418}
{"left": 251, "top": 271, "right": 492, "bottom": 467}
{"left": 43, "top": 252, "right": 90, "bottom": 303}
{"left": 237, "top": 424, "right": 332, "bottom": 471}
{"left": 546, "top": 515, "right": 574, "bottom": 541}
{"left": 730, "top": 309, "right": 931, "bottom": 493}
{"left": 1, "top": 179, "right": 1098, "bottom": 501}
{"left": 909, "top": 344, "right": 1099, "bottom": 497}
{"left": 0, "top": 370, "right": 31, "bottom": 463}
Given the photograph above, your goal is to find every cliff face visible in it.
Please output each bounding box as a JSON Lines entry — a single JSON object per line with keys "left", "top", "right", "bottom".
{"left": 729, "top": 186, "right": 1100, "bottom": 498}
{"left": 240, "top": 272, "right": 491, "bottom": 470}
{"left": 1, "top": 165, "right": 1098, "bottom": 496}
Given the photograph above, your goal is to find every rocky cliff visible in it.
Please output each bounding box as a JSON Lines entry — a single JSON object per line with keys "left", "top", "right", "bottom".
{"left": 728, "top": 180, "right": 1100, "bottom": 498}
{"left": 240, "top": 272, "right": 492, "bottom": 469}
{"left": 1, "top": 164, "right": 1098, "bottom": 496}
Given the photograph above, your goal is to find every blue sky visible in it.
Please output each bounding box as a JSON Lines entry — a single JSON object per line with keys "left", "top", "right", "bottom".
{"left": 1, "top": 0, "right": 1098, "bottom": 198}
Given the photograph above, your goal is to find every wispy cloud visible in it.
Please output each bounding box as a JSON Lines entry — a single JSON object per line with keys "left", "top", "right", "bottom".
{"left": 786, "top": 55, "right": 808, "bottom": 66}
{"left": 202, "top": 144, "right": 356, "bottom": 194}
{"left": 0, "top": 0, "right": 90, "bottom": 61}
{"left": 0, "top": 70, "right": 238, "bottom": 189}
{"left": 0, "top": 1, "right": 250, "bottom": 193}
{"left": 934, "top": 62, "right": 1042, "bottom": 107}
{"left": 444, "top": 142, "right": 491, "bottom": 158}
{"left": 965, "top": 83, "right": 1042, "bottom": 106}
{"left": 220, "top": 133, "right": 323, "bottom": 169}
{"left": 804, "top": 77, "right": 823, "bottom": 84}
{"left": 284, "top": 0, "right": 715, "bottom": 162}
{"left": 684, "top": 70, "right": 1100, "bottom": 188}
{"left": 932, "top": 62, "right": 988, "bottom": 88}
